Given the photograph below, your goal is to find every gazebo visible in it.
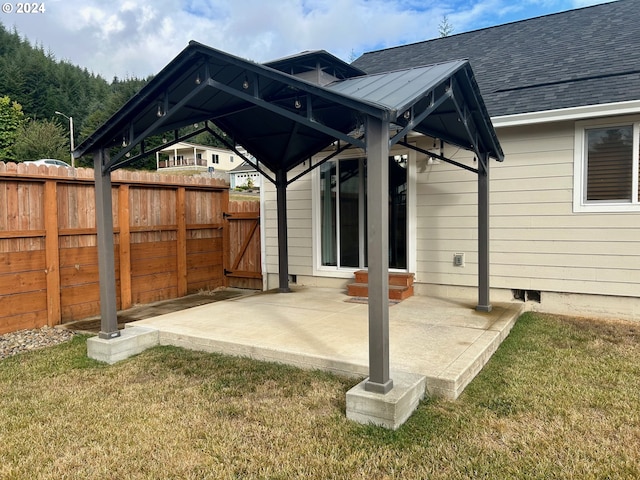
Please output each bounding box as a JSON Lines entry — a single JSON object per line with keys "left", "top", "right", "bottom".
{"left": 74, "top": 41, "right": 503, "bottom": 425}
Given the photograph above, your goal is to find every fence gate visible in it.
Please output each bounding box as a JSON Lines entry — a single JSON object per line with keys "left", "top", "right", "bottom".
{"left": 224, "top": 204, "right": 262, "bottom": 290}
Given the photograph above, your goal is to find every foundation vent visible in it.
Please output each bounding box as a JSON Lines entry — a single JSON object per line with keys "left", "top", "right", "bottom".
{"left": 512, "top": 289, "right": 541, "bottom": 303}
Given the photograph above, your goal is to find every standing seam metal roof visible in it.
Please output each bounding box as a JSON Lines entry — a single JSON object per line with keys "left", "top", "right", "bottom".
{"left": 328, "top": 61, "right": 467, "bottom": 114}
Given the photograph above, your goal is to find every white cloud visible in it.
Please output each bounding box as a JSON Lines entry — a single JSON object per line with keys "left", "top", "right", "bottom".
{"left": 0, "top": 0, "right": 616, "bottom": 79}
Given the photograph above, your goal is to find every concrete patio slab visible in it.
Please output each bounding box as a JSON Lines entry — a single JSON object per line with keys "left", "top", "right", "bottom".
{"left": 128, "top": 287, "right": 525, "bottom": 400}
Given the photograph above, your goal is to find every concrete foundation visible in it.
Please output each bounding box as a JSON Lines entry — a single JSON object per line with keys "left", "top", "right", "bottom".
{"left": 346, "top": 371, "right": 426, "bottom": 430}
{"left": 87, "top": 326, "right": 159, "bottom": 364}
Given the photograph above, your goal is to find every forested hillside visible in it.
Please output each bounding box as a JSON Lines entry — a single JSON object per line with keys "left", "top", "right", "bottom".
{"left": 0, "top": 23, "right": 153, "bottom": 167}
{"left": 0, "top": 24, "right": 225, "bottom": 169}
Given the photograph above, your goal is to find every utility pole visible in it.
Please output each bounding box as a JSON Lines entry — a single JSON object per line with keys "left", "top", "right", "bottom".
{"left": 55, "top": 111, "right": 75, "bottom": 167}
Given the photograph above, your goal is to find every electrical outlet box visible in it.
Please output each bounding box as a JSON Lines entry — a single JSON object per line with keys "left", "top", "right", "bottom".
{"left": 453, "top": 253, "right": 465, "bottom": 267}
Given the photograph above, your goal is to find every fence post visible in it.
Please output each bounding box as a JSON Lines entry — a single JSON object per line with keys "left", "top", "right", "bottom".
{"left": 177, "top": 186, "right": 187, "bottom": 296}
{"left": 118, "top": 185, "right": 132, "bottom": 310}
{"left": 44, "top": 179, "right": 61, "bottom": 326}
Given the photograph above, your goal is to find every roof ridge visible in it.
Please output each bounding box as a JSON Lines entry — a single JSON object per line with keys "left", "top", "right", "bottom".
{"left": 342, "top": 58, "right": 468, "bottom": 80}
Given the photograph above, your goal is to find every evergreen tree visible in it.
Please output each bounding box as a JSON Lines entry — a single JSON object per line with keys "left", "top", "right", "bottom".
{"left": 0, "top": 23, "right": 230, "bottom": 170}
{"left": 0, "top": 95, "right": 25, "bottom": 161}
{"left": 439, "top": 15, "right": 454, "bottom": 37}
{"left": 13, "top": 118, "right": 69, "bottom": 161}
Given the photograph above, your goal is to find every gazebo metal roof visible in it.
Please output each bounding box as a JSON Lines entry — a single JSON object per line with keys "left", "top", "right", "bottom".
{"left": 77, "top": 41, "right": 503, "bottom": 397}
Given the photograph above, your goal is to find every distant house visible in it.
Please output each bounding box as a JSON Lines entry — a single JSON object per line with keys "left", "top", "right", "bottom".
{"left": 230, "top": 161, "right": 261, "bottom": 189}
{"left": 155, "top": 141, "right": 239, "bottom": 172}
{"left": 260, "top": 0, "right": 640, "bottom": 321}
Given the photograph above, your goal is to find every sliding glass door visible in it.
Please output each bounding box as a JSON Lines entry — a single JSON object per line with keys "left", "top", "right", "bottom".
{"left": 320, "top": 156, "right": 407, "bottom": 270}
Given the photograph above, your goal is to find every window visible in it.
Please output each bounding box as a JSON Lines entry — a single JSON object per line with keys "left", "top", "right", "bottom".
{"left": 212, "top": 154, "right": 219, "bottom": 164}
{"left": 230, "top": 156, "right": 234, "bottom": 162}
{"left": 574, "top": 120, "right": 640, "bottom": 212}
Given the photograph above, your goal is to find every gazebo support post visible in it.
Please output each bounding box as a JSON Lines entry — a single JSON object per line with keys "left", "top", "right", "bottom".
{"left": 476, "top": 152, "right": 492, "bottom": 312}
{"left": 276, "top": 168, "right": 290, "bottom": 293}
{"left": 364, "top": 115, "right": 393, "bottom": 394}
{"left": 94, "top": 149, "right": 120, "bottom": 338}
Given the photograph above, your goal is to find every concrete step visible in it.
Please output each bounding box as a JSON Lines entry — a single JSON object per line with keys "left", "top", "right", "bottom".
{"left": 354, "top": 270, "right": 414, "bottom": 287}
{"left": 347, "top": 282, "right": 414, "bottom": 301}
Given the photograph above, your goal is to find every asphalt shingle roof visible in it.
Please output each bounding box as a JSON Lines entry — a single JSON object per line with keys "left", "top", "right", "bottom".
{"left": 352, "top": 0, "right": 640, "bottom": 118}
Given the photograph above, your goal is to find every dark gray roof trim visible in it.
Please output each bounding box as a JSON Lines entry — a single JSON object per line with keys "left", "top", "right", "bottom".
{"left": 353, "top": 0, "right": 640, "bottom": 117}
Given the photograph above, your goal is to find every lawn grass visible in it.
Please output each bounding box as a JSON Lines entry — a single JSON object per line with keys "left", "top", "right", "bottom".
{"left": 1, "top": 312, "right": 639, "bottom": 479}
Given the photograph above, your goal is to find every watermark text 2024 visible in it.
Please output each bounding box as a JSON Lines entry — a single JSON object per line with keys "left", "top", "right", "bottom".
{"left": 1, "top": 3, "right": 46, "bottom": 14}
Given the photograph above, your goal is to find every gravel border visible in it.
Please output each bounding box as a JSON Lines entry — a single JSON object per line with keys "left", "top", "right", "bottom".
{"left": 0, "top": 327, "right": 76, "bottom": 361}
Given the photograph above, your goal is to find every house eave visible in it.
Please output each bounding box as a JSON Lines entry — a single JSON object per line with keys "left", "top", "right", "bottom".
{"left": 491, "top": 100, "right": 640, "bottom": 128}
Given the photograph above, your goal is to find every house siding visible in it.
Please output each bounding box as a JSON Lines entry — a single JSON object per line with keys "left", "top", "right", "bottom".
{"left": 263, "top": 118, "right": 640, "bottom": 306}
{"left": 492, "top": 121, "right": 640, "bottom": 298}
{"left": 157, "top": 143, "right": 238, "bottom": 172}
{"left": 263, "top": 165, "right": 314, "bottom": 279}
{"left": 413, "top": 120, "right": 640, "bottom": 298}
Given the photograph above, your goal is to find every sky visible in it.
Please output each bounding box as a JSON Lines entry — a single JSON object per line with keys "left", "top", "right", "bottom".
{"left": 0, "top": 0, "right": 616, "bottom": 80}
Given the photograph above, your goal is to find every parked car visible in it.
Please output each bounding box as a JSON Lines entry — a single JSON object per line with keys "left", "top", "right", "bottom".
{"left": 24, "top": 159, "right": 72, "bottom": 168}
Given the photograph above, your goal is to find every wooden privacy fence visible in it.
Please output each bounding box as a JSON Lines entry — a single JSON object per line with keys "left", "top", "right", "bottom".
{"left": 0, "top": 162, "right": 261, "bottom": 335}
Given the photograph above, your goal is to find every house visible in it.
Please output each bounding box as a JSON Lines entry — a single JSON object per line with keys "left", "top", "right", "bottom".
{"left": 155, "top": 141, "right": 239, "bottom": 172}
{"left": 230, "top": 161, "right": 262, "bottom": 190}
{"left": 68, "top": 0, "right": 637, "bottom": 427}
{"left": 260, "top": 0, "right": 640, "bottom": 321}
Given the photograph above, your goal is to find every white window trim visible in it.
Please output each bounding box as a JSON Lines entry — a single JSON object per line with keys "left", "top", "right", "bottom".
{"left": 494, "top": 100, "right": 640, "bottom": 128}
{"left": 573, "top": 116, "right": 640, "bottom": 213}
{"left": 311, "top": 146, "right": 417, "bottom": 278}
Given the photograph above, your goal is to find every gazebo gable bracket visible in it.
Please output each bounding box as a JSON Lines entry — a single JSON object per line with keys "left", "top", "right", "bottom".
{"left": 462, "top": 67, "right": 503, "bottom": 163}
{"left": 74, "top": 49, "right": 202, "bottom": 156}
{"left": 104, "top": 79, "right": 211, "bottom": 173}
{"left": 450, "top": 73, "right": 503, "bottom": 163}
{"left": 408, "top": 106, "right": 497, "bottom": 166}
{"left": 397, "top": 140, "right": 479, "bottom": 175}
{"left": 389, "top": 84, "right": 453, "bottom": 147}
{"left": 107, "top": 125, "right": 210, "bottom": 172}
{"left": 448, "top": 79, "right": 484, "bottom": 162}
